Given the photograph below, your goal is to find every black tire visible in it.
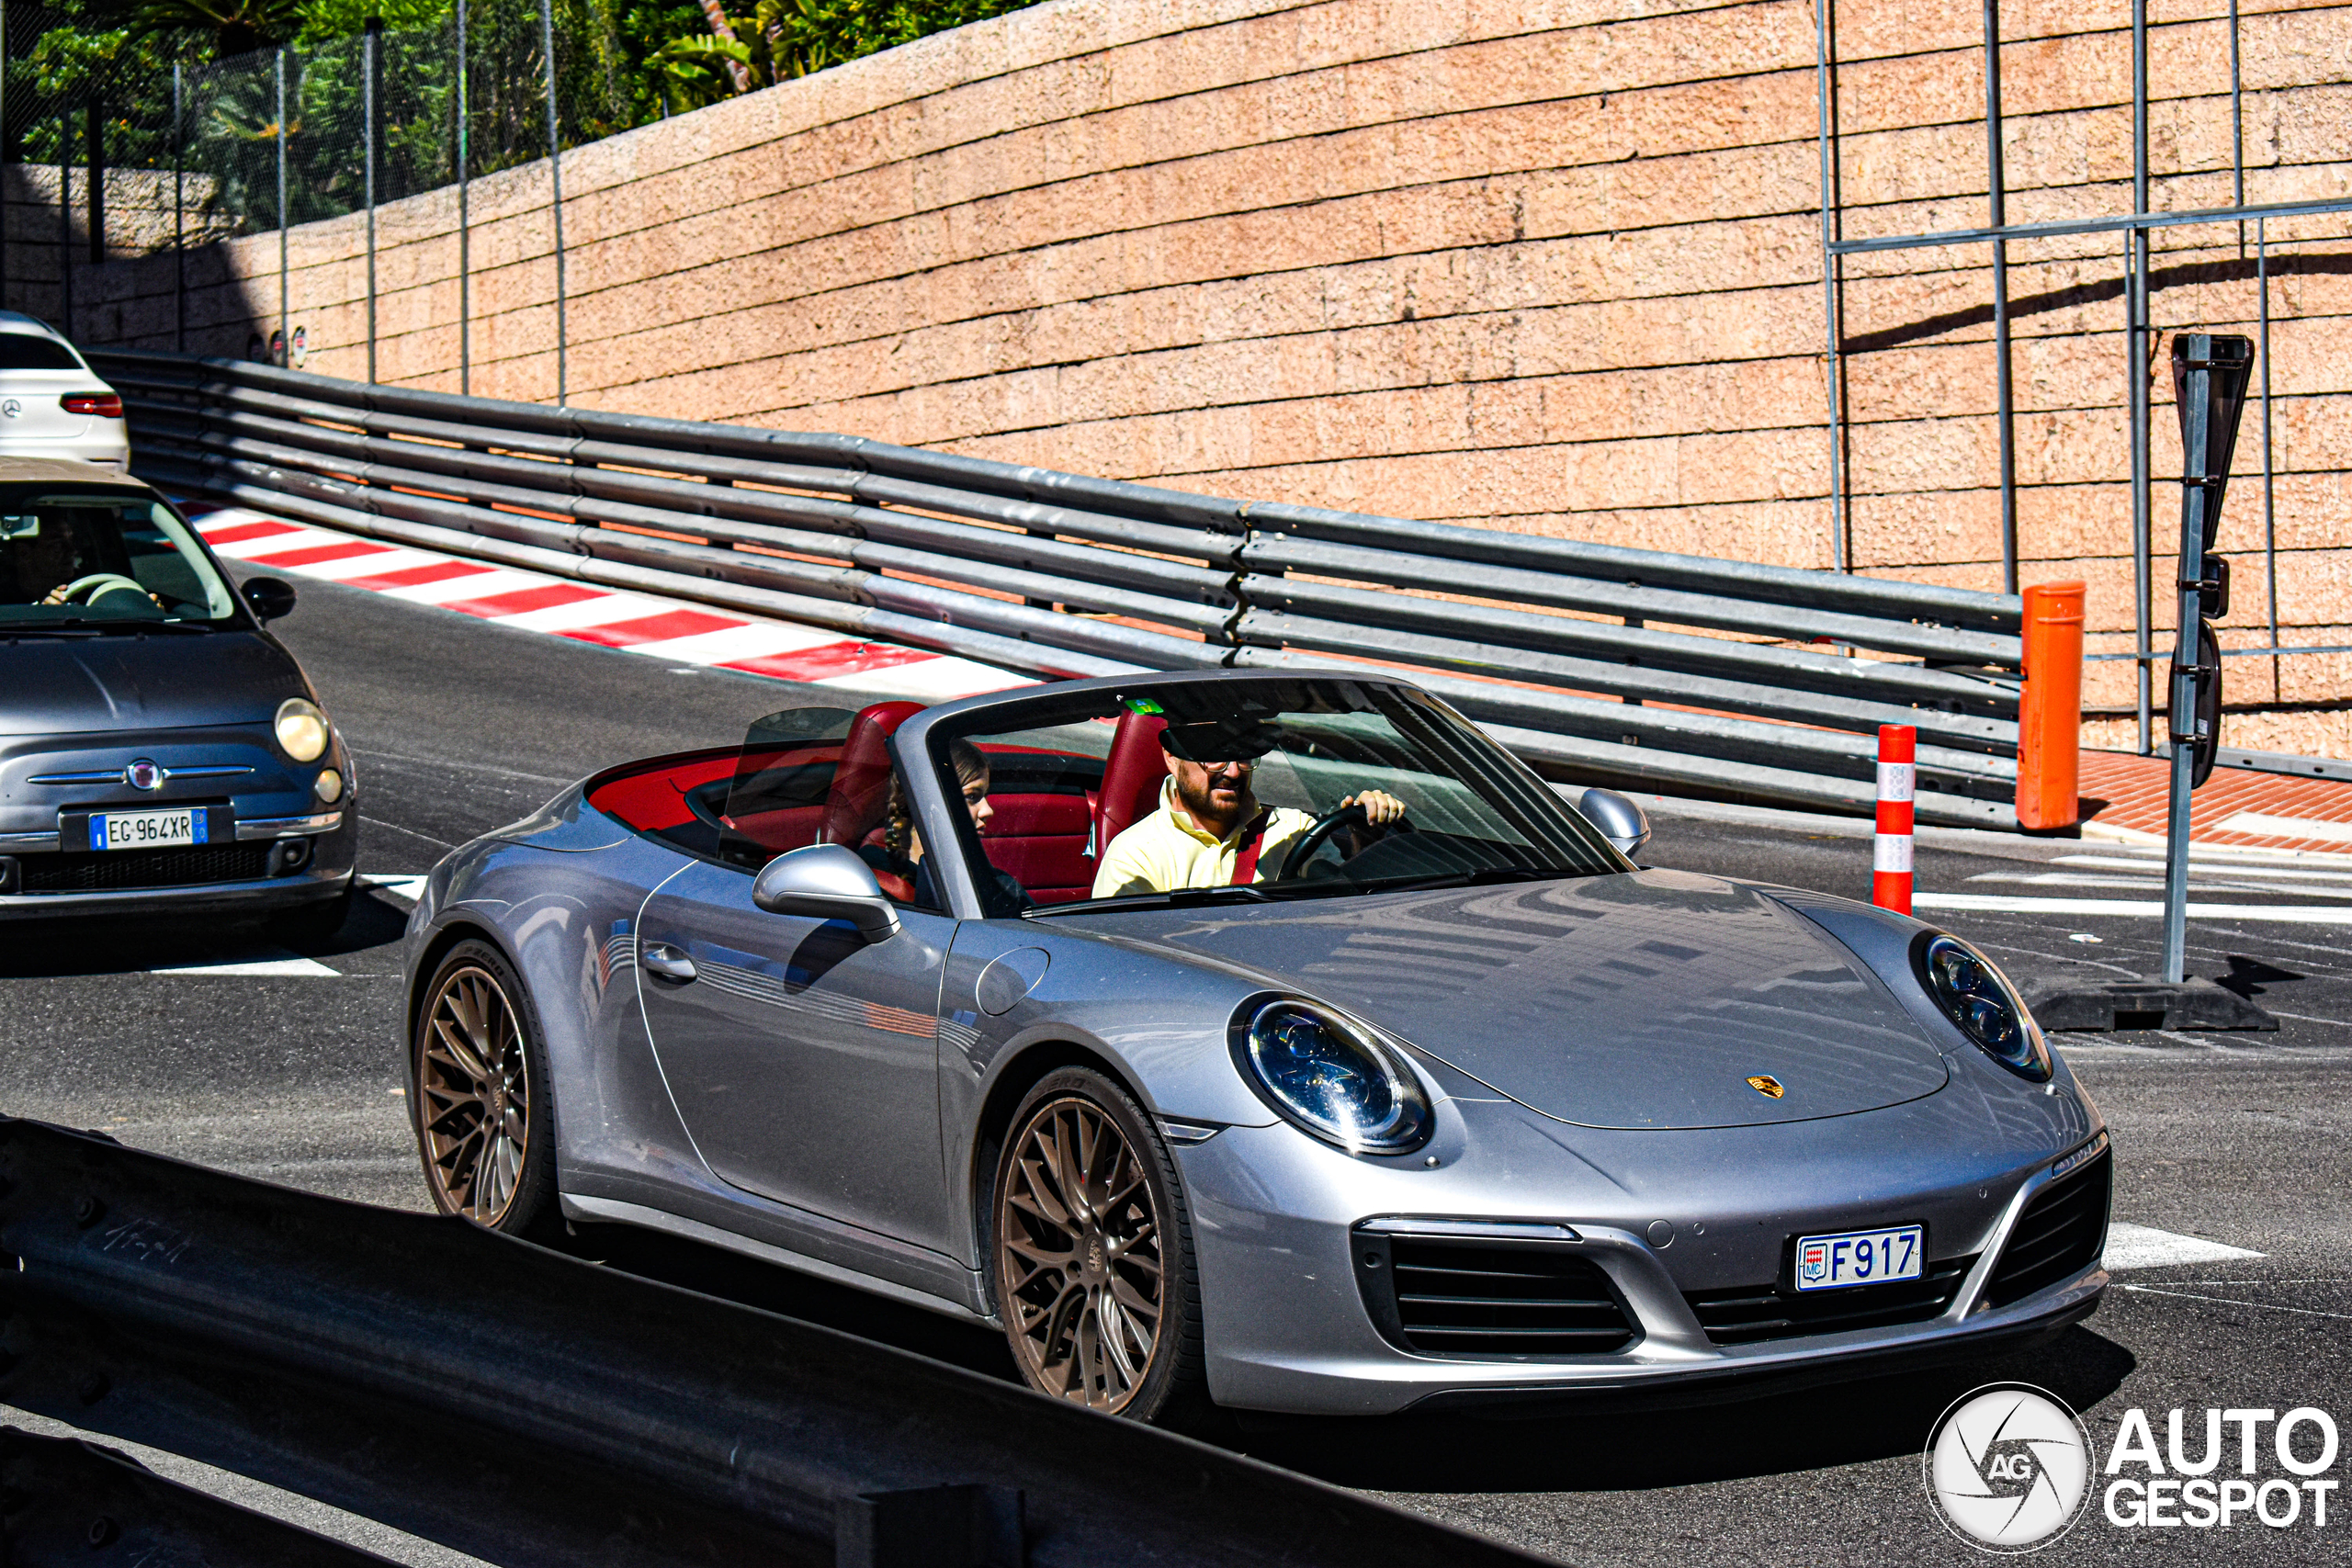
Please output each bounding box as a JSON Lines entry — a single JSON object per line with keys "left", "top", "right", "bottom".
{"left": 989, "top": 1066, "right": 1209, "bottom": 1425}
{"left": 411, "top": 939, "right": 558, "bottom": 1239}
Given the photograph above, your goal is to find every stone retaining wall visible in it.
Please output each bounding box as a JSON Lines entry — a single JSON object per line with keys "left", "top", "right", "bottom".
{"left": 60, "top": 0, "right": 2352, "bottom": 751}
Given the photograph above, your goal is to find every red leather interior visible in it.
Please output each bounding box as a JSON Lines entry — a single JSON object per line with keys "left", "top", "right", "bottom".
{"left": 979, "top": 792, "right": 1094, "bottom": 902}
{"left": 820, "top": 701, "right": 925, "bottom": 849}
{"left": 1092, "top": 711, "right": 1170, "bottom": 858}
{"left": 583, "top": 750, "right": 736, "bottom": 830}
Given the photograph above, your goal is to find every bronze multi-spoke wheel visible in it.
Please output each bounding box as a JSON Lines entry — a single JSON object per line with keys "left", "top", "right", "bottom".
{"left": 413, "top": 941, "right": 553, "bottom": 1234}
{"left": 991, "top": 1068, "right": 1204, "bottom": 1423}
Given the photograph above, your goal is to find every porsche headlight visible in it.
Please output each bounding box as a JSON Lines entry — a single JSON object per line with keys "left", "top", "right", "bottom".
{"left": 1916, "top": 932, "right": 2052, "bottom": 1081}
{"left": 275, "top": 697, "right": 330, "bottom": 762}
{"left": 1231, "top": 998, "right": 1431, "bottom": 1154}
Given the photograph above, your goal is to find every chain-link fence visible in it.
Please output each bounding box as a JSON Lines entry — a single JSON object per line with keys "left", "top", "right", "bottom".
{"left": 0, "top": 0, "right": 646, "bottom": 392}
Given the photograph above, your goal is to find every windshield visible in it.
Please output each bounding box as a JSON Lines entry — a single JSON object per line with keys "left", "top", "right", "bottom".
{"left": 929, "top": 677, "right": 1630, "bottom": 916}
{"left": 0, "top": 492, "right": 240, "bottom": 629}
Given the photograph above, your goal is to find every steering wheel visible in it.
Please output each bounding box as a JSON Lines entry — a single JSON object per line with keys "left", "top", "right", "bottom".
{"left": 1278, "top": 802, "right": 1412, "bottom": 881}
{"left": 55, "top": 572, "right": 151, "bottom": 608}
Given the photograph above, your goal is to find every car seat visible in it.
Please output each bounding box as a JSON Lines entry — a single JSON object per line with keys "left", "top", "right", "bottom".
{"left": 820, "top": 700, "right": 925, "bottom": 901}
{"left": 1091, "top": 710, "right": 1169, "bottom": 859}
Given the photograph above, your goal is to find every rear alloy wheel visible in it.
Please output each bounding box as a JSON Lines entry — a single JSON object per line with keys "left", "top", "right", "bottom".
{"left": 413, "top": 941, "right": 554, "bottom": 1234}
{"left": 990, "top": 1068, "right": 1206, "bottom": 1422}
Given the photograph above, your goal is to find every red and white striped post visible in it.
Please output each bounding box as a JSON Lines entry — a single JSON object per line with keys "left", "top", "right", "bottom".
{"left": 1874, "top": 724, "right": 1916, "bottom": 914}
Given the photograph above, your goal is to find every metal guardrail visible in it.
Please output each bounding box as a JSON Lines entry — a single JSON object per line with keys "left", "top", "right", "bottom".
{"left": 87, "top": 349, "right": 2030, "bottom": 829}
{"left": 1, "top": 1427, "right": 402, "bottom": 1566}
{"left": 0, "top": 1118, "right": 1544, "bottom": 1568}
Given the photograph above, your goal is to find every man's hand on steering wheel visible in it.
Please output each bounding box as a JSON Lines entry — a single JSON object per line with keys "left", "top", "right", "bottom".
{"left": 1278, "top": 791, "right": 1414, "bottom": 880}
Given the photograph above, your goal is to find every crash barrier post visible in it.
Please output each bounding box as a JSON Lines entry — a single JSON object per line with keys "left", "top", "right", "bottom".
{"left": 2015, "top": 581, "right": 2086, "bottom": 832}
{"left": 87, "top": 348, "right": 2033, "bottom": 829}
{"left": 0, "top": 1118, "right": 1544, "bottom": 1568}
{"left": 1874, "top": 725, "right": 1916, "bottom": 915}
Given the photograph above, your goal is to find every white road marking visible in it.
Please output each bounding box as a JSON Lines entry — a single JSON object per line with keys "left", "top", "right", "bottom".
{"left": 363, "top": 875, "right": 431, "bottom": 904}
{"left": 2105, "top": 1223, "right": 2267, "bottom": 1269}
{"left": 813, "top": 656, "right": 1035, "bottom": 700}
{"left": 149, "top": 953, "right": 340, "bottom": 977}
{"left": 2055, "top": 854, "right": 2352, "bottom": 882}
{"left": 290, "top": 547, "right": 443, "bottom": 581}
{"left": 626, "top": 621, "right": 845, "bottom": 664}
{"left": 377, "top": 568, "right": 537, "bottom": 604}
{"left": 2215, "top": 811, "right": 2352, "bottom": 844}
{"left": 487, "top": 592, "right": 673, "bottom": 631}
{"left": 1914, "top": 893, "right": 2352, "bottom": 923}
{"left": 2120, "top": 1285, "right": 2352, "bottom": 1321}
{"left": 1964, "top": 872, "right": 2352, "bottom": 897}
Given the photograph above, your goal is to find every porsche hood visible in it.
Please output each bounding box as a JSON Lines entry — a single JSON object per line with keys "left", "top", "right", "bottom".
{"left": 1123, "top": 869, "right": 1952, "bottom": 1130}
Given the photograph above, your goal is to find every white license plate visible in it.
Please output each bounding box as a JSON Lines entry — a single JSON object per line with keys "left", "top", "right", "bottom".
{"left": 1794, "top": 1224, "right": 1924, "bottom": 1292}
{"left": 89, "top": 807, "right": 205, "bottom": 852}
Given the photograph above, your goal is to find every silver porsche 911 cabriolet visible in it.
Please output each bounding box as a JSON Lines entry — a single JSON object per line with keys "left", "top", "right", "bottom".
{"left": 401, "top": 671, "right": 2109, "bottom": 1423}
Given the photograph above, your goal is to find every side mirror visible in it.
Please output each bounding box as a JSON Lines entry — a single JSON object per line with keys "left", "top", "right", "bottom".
{"left": 1578, "top": 787, "right": 1652, "bottom": 859}
{"left": 242, "top": 575, "right": 297, "bottom": 622}
{"left": 751, "top": 843, "right": 901, "bottom": 942}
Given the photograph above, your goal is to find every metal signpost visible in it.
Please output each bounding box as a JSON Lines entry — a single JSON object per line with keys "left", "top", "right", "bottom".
{"left": 2159, "top": 335, "right": 2254, "bottom": 982}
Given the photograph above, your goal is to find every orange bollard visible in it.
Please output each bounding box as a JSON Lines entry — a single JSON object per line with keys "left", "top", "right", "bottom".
{"left": 2017, "top": 581, "right": 2086, "bottom": 831}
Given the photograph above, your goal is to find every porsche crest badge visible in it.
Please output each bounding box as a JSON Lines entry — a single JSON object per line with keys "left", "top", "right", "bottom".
{"left": 1747, "top": 1075, "right": 1785, "bottom": 1099}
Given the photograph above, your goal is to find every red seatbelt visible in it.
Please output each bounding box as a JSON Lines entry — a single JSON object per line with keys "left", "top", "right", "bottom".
{"left": 1230, "top": 809, "right": 1274, "bottom": 885}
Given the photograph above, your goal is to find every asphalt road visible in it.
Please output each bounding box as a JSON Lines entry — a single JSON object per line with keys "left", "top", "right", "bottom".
{"left": 6, "top": 570, "right": 2352, "bottom": 1566}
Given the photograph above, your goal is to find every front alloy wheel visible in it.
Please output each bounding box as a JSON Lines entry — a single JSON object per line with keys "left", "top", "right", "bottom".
{"left": 413, "top": 942, "right": 551, "bottom": 1232}
{"left": 991, "top": 1068, "right": 1204, "bottom": 1421}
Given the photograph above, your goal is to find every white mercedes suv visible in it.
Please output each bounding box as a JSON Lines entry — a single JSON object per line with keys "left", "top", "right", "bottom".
{"left": 0, "top": 313, "right": 129, "bottom": 470}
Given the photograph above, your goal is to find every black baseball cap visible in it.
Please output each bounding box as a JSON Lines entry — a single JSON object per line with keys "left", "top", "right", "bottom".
{"left": 1159, "top": 717, "right": 1281, "bottom": 763}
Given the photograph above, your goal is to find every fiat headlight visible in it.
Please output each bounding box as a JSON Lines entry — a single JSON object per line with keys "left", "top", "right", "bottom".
{"left": 275, "top": 697, "right": 331, "bottom": 763}
{"left": 1915, "top": 932, "right": 2052, "bottom": 1081}
{"left": 1231, "top": 998, "right": 1432, "bottom": 1154}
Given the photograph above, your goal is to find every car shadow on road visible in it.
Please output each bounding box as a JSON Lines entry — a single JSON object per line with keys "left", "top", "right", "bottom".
{"left": 0, "top": 886, "right": 411, "bottom": 976}
{"left": 1219, "top": 1326, "right": 2136, "bottom": 1492}
{"left": 550, "top": 1220, "right": 1019, "bottom": 1384}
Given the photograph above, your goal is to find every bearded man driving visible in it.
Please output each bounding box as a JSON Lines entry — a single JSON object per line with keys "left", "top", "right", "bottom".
{"left": 1090, "top": 717, "right": 1407, "bottom": 898}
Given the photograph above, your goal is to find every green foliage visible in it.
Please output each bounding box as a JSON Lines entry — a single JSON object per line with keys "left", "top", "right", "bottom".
{"left": 4, "top": 0, "right": 1038, "bottom": 237}
{"left": 650, "top": 0, "right": 1035, "bottom": 107}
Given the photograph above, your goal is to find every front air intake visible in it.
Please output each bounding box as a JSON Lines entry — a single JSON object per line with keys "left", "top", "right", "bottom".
{"left": 1984, "top": 1146, "right": 2112, "bottom": 1308}
{"left": 1351, "top": 1225, "right": 1637, "bottom": 1358}
{"left": 1684, "top": 1256, "right": 1976, "bottom": 1346}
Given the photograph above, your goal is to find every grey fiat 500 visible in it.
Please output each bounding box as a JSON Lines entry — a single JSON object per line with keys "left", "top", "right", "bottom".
{"left": 401, "top": 671, "right": 2107, "bottom": 1423}
{"left": 0, "top": 461, "right": 357, "bottom": 931}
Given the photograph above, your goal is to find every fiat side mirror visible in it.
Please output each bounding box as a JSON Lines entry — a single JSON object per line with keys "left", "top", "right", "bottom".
{"left": 1578, "top": 787, "right": 1652, "bottom": 859}
{"left": 242, "top": 575, "right": 298, "bottom": 622}
{"left": 752, "top": 843, "right": 901, "bottom": 942}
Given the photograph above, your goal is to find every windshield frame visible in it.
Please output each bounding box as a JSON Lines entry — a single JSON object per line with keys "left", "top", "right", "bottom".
{"left": 0, "top": 483, "right": 248, "bottom": 632}
{"left": 904, "top": 671, "right": 1632, "bottom": 921}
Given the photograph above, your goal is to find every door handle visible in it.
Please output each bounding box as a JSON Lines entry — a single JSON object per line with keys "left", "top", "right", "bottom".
{"left": 640, "top": 942, "right": 698, "bottom": 982}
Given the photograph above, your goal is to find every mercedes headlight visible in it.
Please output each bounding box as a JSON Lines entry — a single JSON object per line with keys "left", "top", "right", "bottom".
{"left": 1915, "top": 932, "right": 2052, "bottom": 1081}
{"left": 1230, "top": 998, "right": 1432, "bottom": 1154}
{"left": 275, "top": 697, "right": 331, "bottom": 763}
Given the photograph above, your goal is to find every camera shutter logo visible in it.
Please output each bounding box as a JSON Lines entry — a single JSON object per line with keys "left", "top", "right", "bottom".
{"left": 1924, "top": 1383, "right": 2095, "bottom": 1552}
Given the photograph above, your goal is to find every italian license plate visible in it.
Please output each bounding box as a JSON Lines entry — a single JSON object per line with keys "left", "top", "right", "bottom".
{"left": 88, "top": 807, "right": 206, "bottom": 852}
{"left": 1794, "top": 1224, "right": 1924, "bottom": 1292}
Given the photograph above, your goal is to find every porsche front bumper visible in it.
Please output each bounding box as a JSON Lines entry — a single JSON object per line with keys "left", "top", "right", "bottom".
{"left": 1179, "top": 1107, "right": 2110, "bottom": 1417}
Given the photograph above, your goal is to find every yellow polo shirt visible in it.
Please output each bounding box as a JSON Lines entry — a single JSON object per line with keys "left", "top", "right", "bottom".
{"left": 1091, "top": 780, "right": 1317, "bottom": 898}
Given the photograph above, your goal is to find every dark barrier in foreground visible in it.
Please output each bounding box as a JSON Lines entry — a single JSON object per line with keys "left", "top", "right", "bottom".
{"left": 87, "top": 348, "right": 2031, "bottom": 829}
{"left": 0, "top": 1427, "right": 401, "bottom": 1566}
{"left": 0, "top": 1119, "right": 1544, "bottom": 1568}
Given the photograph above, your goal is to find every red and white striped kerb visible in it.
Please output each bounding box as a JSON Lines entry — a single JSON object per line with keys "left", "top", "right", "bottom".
{"left": 1873, "top": 724, "right": 1916, "bottom": 914}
